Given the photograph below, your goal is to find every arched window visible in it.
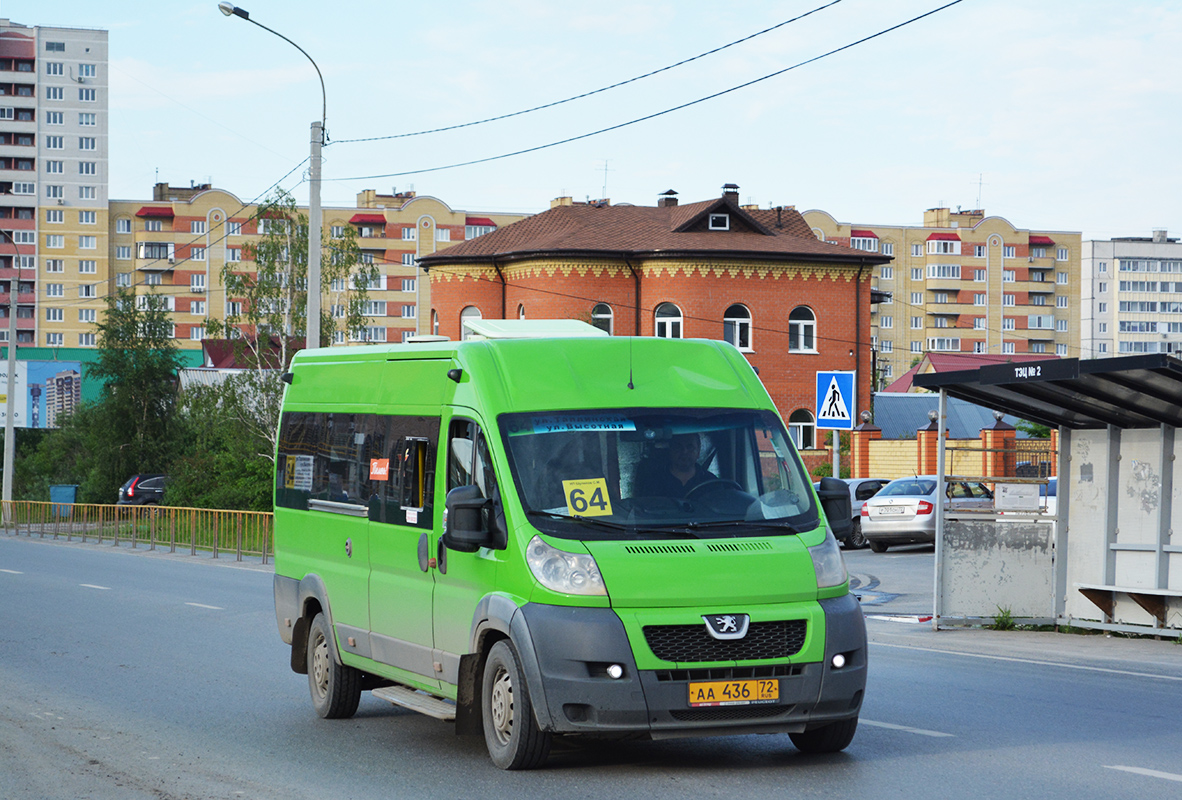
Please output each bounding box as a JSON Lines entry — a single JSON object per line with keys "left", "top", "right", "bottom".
{"left": 431, "top": 309, "right": 439, "bottom": 336}
{"left": 788, "top": 409, "right": 816, "bottom": 450}
{"left": 788, "top": 306, "right": 816, "bottom": 352}
{"left": 723, "top": 304, "right": 752, "bottom": 350}
{"left": 654, "top": 302, "right": 682, "bottom": 339}
{"left": 518, "top": 304, "right": 526, "bottom": 320}
{"left": 460, "top": 305, "right": 481, "bottom": 340}
{"left": 591, "top": 302, "right": 613, "bottom": 334}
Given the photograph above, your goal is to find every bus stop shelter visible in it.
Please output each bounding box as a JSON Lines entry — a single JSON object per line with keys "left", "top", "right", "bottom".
{"left": 914, "top": 354, "right": 1182, "bottom": 637}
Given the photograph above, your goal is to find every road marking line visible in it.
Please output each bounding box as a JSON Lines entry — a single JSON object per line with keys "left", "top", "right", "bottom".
{"left": 872, "top": 642, "right": 1182, "bottom": 682}
{"left": 1104, "top": 766, "right": 1182, "bottom": 783}
{"left": 79, "top": 584, "right": 110, "bottom": 590}
{"left": 0, "top": 569, "right": 23, "bottom": 574}
{"left": 860, "top": 719, "right": 955, "bottom": 738}
{"left": 185, "top": 602, "right": 224, "bottom": 610}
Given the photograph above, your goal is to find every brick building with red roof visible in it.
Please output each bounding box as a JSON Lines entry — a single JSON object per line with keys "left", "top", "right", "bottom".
{"left": 417, "top": 185, "right": 891, "bottom": 455}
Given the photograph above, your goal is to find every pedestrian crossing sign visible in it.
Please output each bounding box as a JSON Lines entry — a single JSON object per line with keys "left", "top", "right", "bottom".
{"left": 816, "top": 371, "right": 856, "bottom": 430}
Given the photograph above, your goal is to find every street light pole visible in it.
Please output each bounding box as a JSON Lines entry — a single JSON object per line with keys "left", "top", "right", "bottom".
{"left": 218, "top": 3, "right": 326, "bottom": 349}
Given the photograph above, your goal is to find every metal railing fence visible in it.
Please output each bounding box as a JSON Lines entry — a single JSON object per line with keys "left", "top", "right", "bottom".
{"left": 1, "top": 501, "right": 273, "bottom": 563}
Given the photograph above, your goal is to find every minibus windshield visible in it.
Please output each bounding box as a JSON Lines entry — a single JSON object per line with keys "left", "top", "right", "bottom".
{"left": 499, "top": 408, "right": 818, "bottom": 540}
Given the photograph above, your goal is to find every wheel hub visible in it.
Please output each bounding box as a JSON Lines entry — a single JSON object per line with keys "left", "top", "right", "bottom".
{"left": 489, "top": 666, "right": 514, "bottom": 745}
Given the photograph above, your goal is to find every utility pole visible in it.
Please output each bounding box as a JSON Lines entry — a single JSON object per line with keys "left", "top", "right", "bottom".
{"left": 2, "top": 229, "right": 18, "bottom": 517}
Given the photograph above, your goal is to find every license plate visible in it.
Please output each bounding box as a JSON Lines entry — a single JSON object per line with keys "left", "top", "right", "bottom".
{"left": 688, "top": 679, "right": 779, "bottom": 707}
{"left": 878, "top": 506, "right": 907, "bottom": 515}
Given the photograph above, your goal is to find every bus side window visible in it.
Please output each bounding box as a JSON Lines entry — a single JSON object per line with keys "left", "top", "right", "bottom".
{"left": 447, "top": 419, "right": 506, "bottom": 548}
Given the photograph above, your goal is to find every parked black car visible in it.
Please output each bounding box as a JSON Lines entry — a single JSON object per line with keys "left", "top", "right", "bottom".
{"left": 117, "top": 474, "right": 167, "bottom": 506}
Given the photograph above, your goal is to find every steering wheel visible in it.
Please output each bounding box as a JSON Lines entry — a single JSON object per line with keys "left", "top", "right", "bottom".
{"left": 684, "top": 479, "right": 743, "bottom": 500}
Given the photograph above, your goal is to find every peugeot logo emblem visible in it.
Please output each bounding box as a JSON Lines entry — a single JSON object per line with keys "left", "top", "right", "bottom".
{"left": 703, "top": 613, "right": 750, "bottom": 640}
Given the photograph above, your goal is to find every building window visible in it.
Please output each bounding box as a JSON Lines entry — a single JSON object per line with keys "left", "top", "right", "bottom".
{"left": 460, "top": 306, "right": 482, "bottom": 340}
{"left": 879, "top": 266, "right": 893, "bottom": 280}
{"left": 79, "top": 112, "right": 96, "bottom": 126}
{"left": 723, "top": 304, "right": 752, "bottom": 350}
{"left": 851, "top": 237, "right": 878, "bottom": 252}
{"left": 932, "top": 292, "right": 950, "bottom": 304}
{"left": 228, "top": 221, "right": 242, "bottom": 236}
{"left": 1031, "top": 295, "right": 1046, "bottom": 306}
{"left": 1003, "top": 294, "right": 1016, "bottom": 307}
{"left": 974, "top": 245, "right": 986, "bottom": 258}
{"left": 432, "top": 310, "right": 440, "bottom": 336}
{"left": 79, "top": 63, "right": 96, "bottom": 77}
{"left": 928, "top": 240, "right": 961, "bottom": 255}
{"left": 1056, "top": 296, "right": 1068, "bottom": 308}
{"left": 927, "top": 264, "right": 961, "bottom": 279}
{"left": 401, "top": 278, "right": 416, "bottom": 293}
{"left": 78, "top": 161, "right": 97, "bottom": 176}
{"left": 655, "top": 302, "right": 683, "bottom": 339}
{"left": 466, "top": 224, "right": 496, "bottom": 239}
{"left": 402, "top": 304, "right": 416, "bottom": 319}
{"left": 435, "top": 228, "right": 451, "bottom": 242}
{"left": 115, "top": 218, "right": 132, "bottom": 234}
{"left": 880, "top": 340, "right": 893, "bottom": 353}
{"left": 911, "top": 267, "right": 923, "bottom": 281}
{"left": 788, "top": 409, "right": 816, "bottom": 450}
{"left": 79, "top": 211, "right": 97, "bottom": 225}
{"left": 974, "top": 317, "right": 986, "bottom": 329}
{"left": 1004, "top": 246, "right": 1016, "bottom": 259}
{"left": 362, "top": 300, "right": 387, "bottom": 317}
{"left": 45, "top": 259, "right": 65, "bottom": 273}
{"left": 402, "top": 227, "right": 417, "bottom": 241}
{"left": 787, "top": 306, "right": 817, "bottom": 352}
{"left": 47, "top": 333, "right": 65, "bottom": 347}
{"left": 37, "top": 184, "right": 57, "bottom": 198}
{"left": 191, "top": 221, "right": 206, "bottom": 234}
{"left": 973, "top": 293, "right": 986, "bottom": 306}
{"left": 145, "top": 219, "right": 162, "bottom": 232}
{"left": 46, "top": 308, "right": 64, "bottom": 323}
{"left": 47, "top": 135, "right": 64, "bottom": 150}
{"left": 46, "top": 235, "right": 65, "bottom": 249}
{"left": 1056, "top": 248, "right": 1068, "bottom": 261}
{"left": 46, "top": 283, "right": 64, "bottom": 298}
{"left": 1003, "top": 318, "right": 1015, "bottom": 331}
{"left": 78, "top": 88, "right": 96, "bottom": 102}
{"left": 1031, "top": 247, "right": 1046, "bottom": 259}
{"left": 45, "top": 160, "right": 64, "bottom": 175}
{"left": 400, "top": 253, "right": 416, "bottom": 266}
{"left": 79, "top": 284, "right": 96, "bottom": 298}
{"left": 1002, "top": 270, "right": 1015, "bottom": 283}
{"left": 1001, "top": 342, "right": 1015, "bottom": 354}
{"left": 1099, "top": 302, "right": 1108, "bottom": 313}
{"left": 226, "top": 247, "right": 241, "bottom": 262}
{"left": 46, "top": 61, "right": 64, "bottom": 75}
{"left": 79, "top": 235, "right": 97, "bottom": 249}
{"left": 112, "top": 245, "right": 130, "bottom": 260}
{"left": 928, "top": 337, "right": 960, "bottom": 352}
{"left": 882, "top": 242, "right": 894, "bottom": 256}
{"left": 80, "top": 186, "right": 97, "bottom": 200}
{"left": 1057, "top": 320, "right": 1068, "bottom": 332}
{"left": 933, "top": 317, "right": 948, "bottom": 329}
{"left": 973, "top": 341, "right": 987, "bottom": 353}
{"left": 115, "top": 272, "right": 130, "bottom": 287}
{"left": 191, "top": 300, "right": 206, "bottom": 315}
{"left": 79, "top": 260, "right": 96, "bottom": 274}
{"left": 1029, "top": 315, "right": 1054, "bottom": 330}
{"left": 45, "top": 210, "right": 64, "bottom": 225}
{"left": 879, "top": 315, "right": 893, "bottom": 329}
{"left": 46, "top": 42, "right": 66, "bottom": 52}
{"left": 909, "top": 292, "right": 922, "bottom": 305}
{"left": 911, "top": 316, "right": 923, "bottom": 329}
{"left": 79, "top": 333, "right": 96, "bottom": 347}
{"left": 11, "top": 231, "right": 34, "bottom": 245}
{"left": 330, "top": 225, "right": 344, "bottom": 238}
{"left": 79, "top": 137, "right": 96, "bottom": 150}
{"left": 191, "top": 247, "right": 206, "bottom": 261}
{"left": 911, "top": 341, "right": 922, "bottom": 353}
{"left": 1030, "top": 342, "right": 1046, "bottom": 354}
{"left": 44, "top": 111, "right": 62, "bottom": 125}
{"left": 911, "top": 244, "right": 922, "bottom": 257}
{"left": 190, "top": 326, "right": 205, "bottom": 341}
{"left": 1057, "top": 272, "right": 1069, "bottom": 284}
{"left": 970, "top": 269, "right": 984, "bottom": 282}
{"left": 708, "top": 214, "right": 730, "bottom": 231}
{"left": 591, "top": 302, "right": 613, "bottom": 335}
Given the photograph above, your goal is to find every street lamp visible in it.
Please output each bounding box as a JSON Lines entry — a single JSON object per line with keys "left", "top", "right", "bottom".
{"left": 218, "top": 3, "right": 325, "bottom": 349}
{"left": 2, "top": 228, "right": 19, "bottom": 515}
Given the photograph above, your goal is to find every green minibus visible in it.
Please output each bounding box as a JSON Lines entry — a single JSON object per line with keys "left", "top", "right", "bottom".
{"left": 273, "top": 322, "right": 865, "bottom": 769}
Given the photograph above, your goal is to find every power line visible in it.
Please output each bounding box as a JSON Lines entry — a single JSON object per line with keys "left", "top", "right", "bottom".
{"left": 326, "top": 0, "right": 968, "bottom": 183}
{"left": 331, "top": 1, "right": 844, "bottom": 145}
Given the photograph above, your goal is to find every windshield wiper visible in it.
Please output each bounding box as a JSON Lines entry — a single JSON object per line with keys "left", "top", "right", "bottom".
{"left": 526, "top": 510, "right": 634, "bottom": 533}
{"left": 691, "top": 519, "right": 803, "bottom": 533}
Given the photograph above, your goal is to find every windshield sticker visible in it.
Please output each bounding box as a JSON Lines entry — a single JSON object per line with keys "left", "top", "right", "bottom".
{"left": 292, "top": 455, "right": 314, "bottom": 492}
{"left": 562, "top": 478, "right": 613, "bottom": 517}
{"left": 369, "top": 458, "right": 390, "bottom": 481}
{"left": 531, "top": 415, "right": 636, "bottom": 434}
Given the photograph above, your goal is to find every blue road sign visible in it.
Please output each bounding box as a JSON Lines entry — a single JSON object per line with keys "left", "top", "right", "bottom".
{"left": 816, "top": 371, "right": 856, "bottom": 430}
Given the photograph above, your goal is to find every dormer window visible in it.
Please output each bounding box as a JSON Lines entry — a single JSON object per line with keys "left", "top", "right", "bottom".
{"left": 708, "top": 213, "right": 730, "bottom": 231}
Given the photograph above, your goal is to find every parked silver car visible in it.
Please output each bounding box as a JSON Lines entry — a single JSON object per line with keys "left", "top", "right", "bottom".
{"left": 860, "top": 476, "right": 994, "bottom": 552}
{"left": 816, "top": 478, "right": 890, "bottom": 549}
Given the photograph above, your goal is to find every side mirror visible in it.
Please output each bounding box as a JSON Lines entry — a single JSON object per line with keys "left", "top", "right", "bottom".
{"left": 443, "top": 484, "right": 492, "bottom": 553}
{"left": 816, "top": 477, "right": 853, "bottom": 542}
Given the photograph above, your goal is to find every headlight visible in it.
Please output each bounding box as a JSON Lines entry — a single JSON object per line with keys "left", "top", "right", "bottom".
{"left": 809, "top": 529, "right": 848, "bottom": 589}
{"left": 526, "top": 535, "right": 607, "bottom": 596}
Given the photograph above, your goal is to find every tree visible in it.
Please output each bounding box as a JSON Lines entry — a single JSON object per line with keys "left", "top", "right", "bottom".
{"left": 1016, "top": 419, "right": 1052, "bottom": 439}
{"left": 205, "top": 190, "right": 379, "bottom": 462}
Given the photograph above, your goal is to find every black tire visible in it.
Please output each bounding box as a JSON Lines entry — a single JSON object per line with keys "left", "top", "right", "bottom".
{"left": 868, "top": 540, "right": 889, "bottom": 553}
{"left": 307, "top": 613, "right": 361, "bottom": 719}
{"left": 845, "top": 518, "right": 868, "bottom": 550}
{"left": 481, "top": 640, "right": 552, "bottom": 770}
{"left": 789, "top": 716, "right": 858, "bottom": 754}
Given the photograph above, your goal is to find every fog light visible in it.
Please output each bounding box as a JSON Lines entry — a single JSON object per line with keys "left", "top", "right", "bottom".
{"left": 831, "top": 653, "right": 847, "bottom": 669}
{"left": 606, "top": 664, "right": 624, "bottom": 679}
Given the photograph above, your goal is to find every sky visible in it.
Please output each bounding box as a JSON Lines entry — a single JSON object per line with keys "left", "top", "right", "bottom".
{"left": 7, "top": 0, "right": 1181, "bottom": 239}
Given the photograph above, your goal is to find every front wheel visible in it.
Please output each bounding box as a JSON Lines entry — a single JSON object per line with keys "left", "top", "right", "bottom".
{"left": 307, "top": 613, "right": 362, "bottom": 719}
{"left": 868, "top": 540, "right": 889, "bottom": 553}
{"left": 482, "top": 640, "right": 552, "bottom": 770}
{"left": 789, "top": 716, "right": 858, "bottom": 753}
{"left": 845, "top": 518, "right": 868, "bottom": 550}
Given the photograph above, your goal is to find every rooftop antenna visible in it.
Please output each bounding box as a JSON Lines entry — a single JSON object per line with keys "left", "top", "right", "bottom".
{"left": 975, "top": 173, "right": 987, "bottom": 210}
{"left": 598, "top": 159, "right": 614, "bottom": 199}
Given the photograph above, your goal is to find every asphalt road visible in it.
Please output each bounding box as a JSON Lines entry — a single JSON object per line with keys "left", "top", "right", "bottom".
{"left": 2, "top": 534, "right": 1181, "bottom": 799}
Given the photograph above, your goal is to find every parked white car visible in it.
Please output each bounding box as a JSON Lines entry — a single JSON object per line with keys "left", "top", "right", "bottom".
{"left": 860, "top": 476, "right": 994, "bottom": 552}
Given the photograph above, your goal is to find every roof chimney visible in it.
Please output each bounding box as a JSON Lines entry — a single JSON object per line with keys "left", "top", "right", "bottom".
{"left": 722, "top": 183, "right": 740, "bottom": 202}
{"left": 1153, "top": 229, "right": 1168, "bottom": 243}
{"left": 657, "top": 189, "right": 679, "bottom": 208}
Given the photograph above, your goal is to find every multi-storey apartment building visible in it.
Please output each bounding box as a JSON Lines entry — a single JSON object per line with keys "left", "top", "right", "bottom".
{"left": 1082, "top": 229, "right": 1182, "bottom": 358}
{"left": 108, "top": 184, "right": 527, "bottom": 349}
{"left": 803, "top": 207, "right": 1082, "bottom": 388}
{"left": 0, "top": 19, "right": 108, "bottom": 351}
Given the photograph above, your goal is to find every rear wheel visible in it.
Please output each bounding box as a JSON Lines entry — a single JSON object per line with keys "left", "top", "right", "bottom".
{"left": 307, "top": 613, "right": 361, "bottom": 719}
{"left": 482, "top": 640, "right": 552, "bottom": 770}
{"left": 868, "top": 540, "right": 889, "bottom": 553}
{"left": 845, "top": 518, "right": 868, "bottom": 550}
{"left": 790, "top": 716, "right": 858, "bottom": 753}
